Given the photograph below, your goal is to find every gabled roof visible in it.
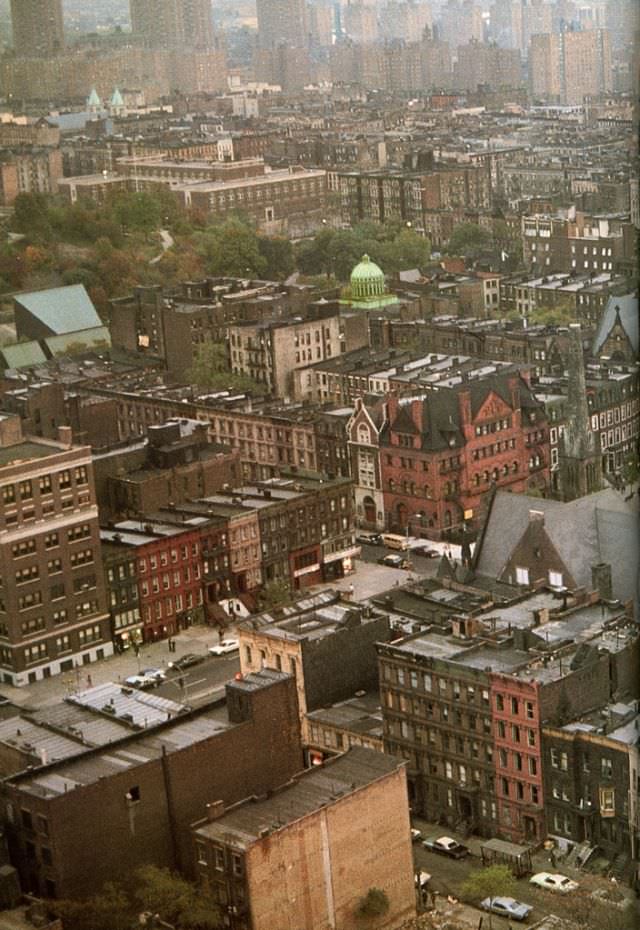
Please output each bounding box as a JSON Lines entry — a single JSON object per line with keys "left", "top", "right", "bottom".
{"left": 475, "top": 488, "right": 639, "bottom": 609}
{"left": 592, "top": 293, "right": 638, "bottom": 356}
{"left": 14, "top": 285, "right": 102, "bottom": 336}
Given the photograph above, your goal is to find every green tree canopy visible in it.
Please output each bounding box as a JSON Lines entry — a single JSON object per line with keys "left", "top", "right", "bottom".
{"left": 187, "top": 338, "right": 265, "bottom": 395}
{"left": 195, "top": 218, "right": 267, "bottom": 278}
{"left": 295, "top": 222, "right": 430, "bottom": 281}
{"left": 51, "top": 867, "right": 222, "bottom": 930}
{"left": 461, "top": 865, "right": 518, "bottom": 929}
{"left": 446, "top": 222, "right": 492, "bottom": 258}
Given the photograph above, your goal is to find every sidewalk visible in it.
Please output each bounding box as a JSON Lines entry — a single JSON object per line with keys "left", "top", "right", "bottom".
{"left": 0, "top": 624, "right": 223, "bottom": 710}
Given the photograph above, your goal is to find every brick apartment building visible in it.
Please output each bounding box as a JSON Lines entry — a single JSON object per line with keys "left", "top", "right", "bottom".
{"left": 237, "top": 590, "right": 390, "bottom": 742}
{"left": 228, "top": 311, "right": 368, "bottom": 398}
{"left": 348, "top": 371, "right": 550, "bottom": 536}
{"left": 0, "top": 415, "right": 111, "bottom": 686}
{"left": 100, "top": 519, "right": 205, "bottom": 643}
{"left": 3, "top": 671, "right": 303, "bottom": 899}
{"left": 337, "top": 164, "right": 491, "bottom": 231}
{"left": 542, "top": 701, "right": 638, "bottom": 862}
{"left": 192, "top": 747, "right": 415, "bottom": 930}
{"left": 92, "top": 418, "right": 241, "bottom": 521}
{"left": 376, "top": 590, "right": 638, "bottom": 844}
{"left": 60, "top": 163, "right": 328, "bottom": 236}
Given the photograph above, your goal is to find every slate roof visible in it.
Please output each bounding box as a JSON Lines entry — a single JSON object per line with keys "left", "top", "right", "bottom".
{"left": 475, "top": 488, "right": 639, "bottom": 610}
{"left": 592, "top": 293, "right": 638, "bottom": 356}
{"left": 14, "top": 285, "right": 102, "bottom": 336}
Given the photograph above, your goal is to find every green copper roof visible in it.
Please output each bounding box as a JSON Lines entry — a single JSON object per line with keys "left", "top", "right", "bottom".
{"left": 110, "top": 88, "right": 124, "bottom": 107}
{"left": 87, "top": 88, "right": 101, "bottom": 107}
{"left": 350, "top": 254, "right": 384, "bottom": 283}
{"left": 15, "top": 285, "right": 102, "bottom": 336}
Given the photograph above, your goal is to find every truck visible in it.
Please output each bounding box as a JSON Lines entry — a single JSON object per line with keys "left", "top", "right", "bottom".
{"left": 422, "top": 835, "right": 470, "bottom": 859}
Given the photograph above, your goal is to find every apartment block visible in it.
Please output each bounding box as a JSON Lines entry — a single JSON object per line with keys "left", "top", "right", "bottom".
{"left": 192, "top": 747, "right": 415, "bottom": 930}
{"left": 0, "top": 417, "right": 111, "bottom": 686}
{"left": 3, "top": 671, "right": 303, "bottom": 899}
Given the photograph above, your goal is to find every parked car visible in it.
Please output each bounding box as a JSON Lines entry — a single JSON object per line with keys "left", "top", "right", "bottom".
{"left": 529, "top": 872, "right": 579, "bottom": 894}
{"left": 123, "top": 674, "right": 156, "bottom": 691}
{"left": 377, "top": 553, "right": 413, "bottom": 570}
{"left": 208, "top": 638, "right": 239, "bottom": 656}
{"left": 480, "top": 896, "right": 533, "bottom": 922}
{"left": 410, "top": 828, "right": 422, "bottom": 842}
{"left": 356, "top": 532, "right": 382, "bottom": 546}
{"left": 168, "top": 653, "right": 205, "bottom": 671}
{"left": 140, "top": 667, "right": 166, "bottom": 683}
{"left": 422, "top": 836, "right": 470, "bottom": 859}
{"left": 411, "top": 545, "right": 439, "bottom": 559}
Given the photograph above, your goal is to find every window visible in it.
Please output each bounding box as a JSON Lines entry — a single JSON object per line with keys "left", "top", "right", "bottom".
{"left": 516, "top": 566, "right": 529, "bottom": 585}
{"left": 549, "top": 570, "right": 563, "bottom": 587}
{"left": 599, "top": 786, "right": 615, "bottom": 815}
{"left": 601, "top": 758, "right": 613, "bottom": 778}
{"left": 496, "top": 693, "right": 504, "bottom": 711}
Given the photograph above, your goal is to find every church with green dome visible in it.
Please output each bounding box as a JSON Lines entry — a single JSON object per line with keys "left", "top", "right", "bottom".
{"left": 341, "top": 254, "right": 399, "bottom": 311}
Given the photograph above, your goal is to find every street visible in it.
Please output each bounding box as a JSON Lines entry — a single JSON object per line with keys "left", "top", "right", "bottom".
{"left": 411, "top": 816, "right": 636, "bottom": 929}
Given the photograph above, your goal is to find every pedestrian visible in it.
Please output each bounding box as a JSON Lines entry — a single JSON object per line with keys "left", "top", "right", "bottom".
{"left": 550, "top": 850, "right": 557, "bottom": 868}
{"left": 86, "top": 674, "right": 92, "bottom": 688}
{"left": 218, "top": 626, "right": 223, "bottom": 642}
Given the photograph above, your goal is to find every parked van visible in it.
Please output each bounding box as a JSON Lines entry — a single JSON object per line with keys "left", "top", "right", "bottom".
{"left": 381, "top": 533, "right": 409, "bottom": 551}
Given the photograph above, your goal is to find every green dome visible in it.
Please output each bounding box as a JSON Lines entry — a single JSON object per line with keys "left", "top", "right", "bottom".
{"left": 350, "top": 254, "right": 386, "bottom": 301}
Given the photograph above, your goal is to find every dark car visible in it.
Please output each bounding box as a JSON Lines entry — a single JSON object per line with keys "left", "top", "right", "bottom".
{"left": 412, "top": 546, "right": 440, "bottom": 559}
{"left": 168, "top": 653, "right": 205, "bottom": 671}
{"left": 377, "top": 553, "right": 413, "bottom": 570}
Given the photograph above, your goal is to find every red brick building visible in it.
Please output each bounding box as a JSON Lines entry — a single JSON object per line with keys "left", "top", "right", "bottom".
{"left": 101, "top": 521, "right": 204, "bottom": 642}
{"left": 378, "top": 373, "right": 550, "bottom": 536}
{"left": 491, "top": 673, "right": 545, "bottom": 844}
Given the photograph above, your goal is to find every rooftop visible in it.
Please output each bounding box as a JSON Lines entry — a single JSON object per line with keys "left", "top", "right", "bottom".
{"left": 193, "top": 746, "right": 402, "bottom": 848}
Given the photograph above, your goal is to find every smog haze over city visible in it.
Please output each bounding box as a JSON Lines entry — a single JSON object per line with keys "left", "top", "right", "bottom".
{"left": 0, "top": 2, "right": 636, "bottom": 930}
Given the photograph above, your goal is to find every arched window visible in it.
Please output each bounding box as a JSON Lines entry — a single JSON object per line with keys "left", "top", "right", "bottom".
{"left": 512, "top": 461, "right": 519, "bottom": 473}
{"left": 357, "top": 423, "right": 371, "bottom": 445}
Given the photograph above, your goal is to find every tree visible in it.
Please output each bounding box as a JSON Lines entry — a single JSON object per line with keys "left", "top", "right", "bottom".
{"left": 51, "top": 882, "right": 133, "bottom": 930}
{"left": 195, "top": 218, "right": 267, "bottom": 278}
{"left": 258, "top": 235, "right": 295, "bottom": 280}
{"left": 529, "top": 300, "right": 575, "bottom": 326}
{"left": 135, "top": 865, "right": 221, "bottom": 929}
{"left": 446, "top": 222, "right": 492, "bottom": 258}
{"left": 11, "top": 192, "right": 53, "bottom": 240}
{"left": 355, "top": 887, "right": 390, "bottom": 920}
{"left": 460, "top": 865, "right": 517, "bottom": 929}
{"left": 187, "top": 338, "right": 265, "bottom": 395}
{"left": 258, "top": 578, "right": 293, "bottom": 612}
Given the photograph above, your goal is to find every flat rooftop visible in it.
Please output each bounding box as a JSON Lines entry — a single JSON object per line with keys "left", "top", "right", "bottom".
{"left": 0, "top": 440, "right": 66, "bottom": 467}
{"left": 193, "top": 746, "right": 401, "bottom": 848}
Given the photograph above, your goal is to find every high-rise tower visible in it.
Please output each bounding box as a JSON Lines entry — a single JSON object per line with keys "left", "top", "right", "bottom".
{"left": 130, "top": 0, "right": 215, "bottom": 50}
{"left": 10, "top": 0, "right": 64, "bottom": 57}
{"left": 256, "top": 0, "right": 308, "bottom": 49}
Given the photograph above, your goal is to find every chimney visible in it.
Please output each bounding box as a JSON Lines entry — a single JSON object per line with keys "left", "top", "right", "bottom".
{"left": 57, "top": 425, "right": 73, "bottom": 447}
{"left": 206, "top": 800, "right": 225, "bottom": 822}
{"left": 591, "top": 563, "right": 612, "bottom": 601}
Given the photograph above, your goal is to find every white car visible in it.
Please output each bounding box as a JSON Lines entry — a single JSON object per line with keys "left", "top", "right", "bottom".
{"left": 208, "top": 638, "right": 239, "bottom": 656}
{"left": 410, "top": 828, "right": 422, "bottom": 842}
{"left": 529, "top": 872, "right": 579, "bottom": 894}
{"left": 140, "top": 667, "right": 166, "bottom": 683}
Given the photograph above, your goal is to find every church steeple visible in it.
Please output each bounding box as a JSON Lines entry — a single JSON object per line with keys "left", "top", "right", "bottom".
{"left": 558, "top": 323, "right": 602, "bottom": 500}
